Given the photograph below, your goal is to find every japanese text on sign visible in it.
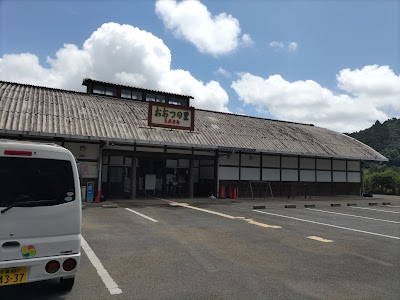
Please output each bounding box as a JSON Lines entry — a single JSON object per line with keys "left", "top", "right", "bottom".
{"left": 148, "top": 102, "right": 194, "bottom": 131}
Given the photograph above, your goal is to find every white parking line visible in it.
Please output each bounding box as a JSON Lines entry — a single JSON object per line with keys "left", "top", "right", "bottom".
{"left": 306, "top": 208, "right": 400, "bottom": 224}
{"left": 125, "top": 208, "right": 159, "bottom": 222}
{"left": 351, "top": 207, "right": 400, "bottom": 214}
{"left": 81, "top": 237, "right": 122, "bottom": 295}
{"left": 253, "top": 210, "right": 400, "bottom": 240}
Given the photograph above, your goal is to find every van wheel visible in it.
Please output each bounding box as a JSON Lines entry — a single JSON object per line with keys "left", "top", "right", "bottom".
{"left": 60, "top": 277, "right": 75, "bottom": 290}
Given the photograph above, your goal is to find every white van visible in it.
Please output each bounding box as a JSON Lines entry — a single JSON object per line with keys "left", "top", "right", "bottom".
{"left": 0, "top": 140, "right": 81, "bottom": 290}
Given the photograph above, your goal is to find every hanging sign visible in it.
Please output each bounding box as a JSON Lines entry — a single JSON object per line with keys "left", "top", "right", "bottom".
{"left": 148, "top": 102, "right": 195, "bottom": 131}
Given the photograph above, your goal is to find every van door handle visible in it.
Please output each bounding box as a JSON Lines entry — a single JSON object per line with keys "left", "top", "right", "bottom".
{"left": 2, "top": 241, "right": 20, "bottom": 248}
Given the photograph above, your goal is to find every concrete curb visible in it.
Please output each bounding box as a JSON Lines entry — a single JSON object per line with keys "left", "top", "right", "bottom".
{"left": 285, "top": 204, "right": 296, "bottom": 208}
{"left": 102, "top": 204, "right": 119, "bottom": 208}
{"left": 253, "top": 205, "right": 266, "bottom": 209}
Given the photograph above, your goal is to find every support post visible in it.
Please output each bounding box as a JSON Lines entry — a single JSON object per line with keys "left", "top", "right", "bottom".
{"left": 189, "top": 158, "right": 194, "bottom": 199}
{"left": 130, "top": 157, "right": 138, "bottom": 200}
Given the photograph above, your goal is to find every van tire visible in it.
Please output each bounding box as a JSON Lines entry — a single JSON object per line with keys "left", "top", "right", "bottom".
{"left": 60, "top": 277, "right": 75, "bottom": 290}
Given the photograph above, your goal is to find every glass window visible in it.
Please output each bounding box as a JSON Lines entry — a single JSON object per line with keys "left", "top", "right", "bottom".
{"left": 179, "top": 98, "right": 189, "bottom": 106}
{"left": 156, "top": 95, "right": 165, "bottom": 103}
{"left": 93, "top": 85, "right": 105, "bottom": 95}
{"left": 105, "top": 87, "right": 116, "bottom": 96}
{"left": 169, "top": 97, "right": 178, "bottom": 105}
{"left": 0, "top": 157, "right": 76, "bottom": 207}
{"left": 121, "top": 89, "right": 131, "bottom": 99}
{"left": 146, "top": 93, "right": 155, "bottom": 102}
{"left": 132, "top": 91, "right": 142, "bottom": 100}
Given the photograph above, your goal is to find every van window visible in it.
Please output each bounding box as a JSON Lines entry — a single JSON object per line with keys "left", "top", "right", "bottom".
{"left": 0, "top": 157, "right": 76, "bottom": 207}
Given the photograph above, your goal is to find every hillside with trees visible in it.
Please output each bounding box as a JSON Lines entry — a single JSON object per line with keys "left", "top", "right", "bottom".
{"left": 346, "top": 118, "right": 400, "bottom": 195}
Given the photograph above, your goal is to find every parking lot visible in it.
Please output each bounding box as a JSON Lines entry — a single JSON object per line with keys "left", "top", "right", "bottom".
{"left": 2, "top": 194, "right": 400, "bottom": 300}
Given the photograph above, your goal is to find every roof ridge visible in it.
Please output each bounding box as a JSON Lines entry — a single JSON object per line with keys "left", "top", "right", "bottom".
{"left": 0, "top": 80, "right": 88, "bottom": 95}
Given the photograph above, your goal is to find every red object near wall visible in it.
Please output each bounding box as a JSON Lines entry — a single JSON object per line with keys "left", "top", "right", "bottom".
{"left": 94, "top": 189, "right": 101, "bottom": 203}
{"left": 219, "top": 186, "right": 225, "bottom": 199}
{"left": 233, "top": 187, "right": 237, "bottom": 199}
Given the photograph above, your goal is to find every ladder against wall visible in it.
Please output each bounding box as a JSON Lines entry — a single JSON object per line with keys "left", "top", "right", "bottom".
{"left": 245, "top": 181, "right": 273, "bottom": 200}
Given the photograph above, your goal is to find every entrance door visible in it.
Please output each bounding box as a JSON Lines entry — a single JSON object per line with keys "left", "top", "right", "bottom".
{"left": 109, "top": 166, "right": 126, "bottom": 197}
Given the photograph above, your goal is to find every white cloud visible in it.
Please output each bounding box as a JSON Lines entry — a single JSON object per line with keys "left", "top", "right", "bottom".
{"left": 215, "top": 67, "right": 231, "bottom": 78}
{"left": 155, "top": 0, "right": 251, "bottom": 56}
{"left": 231, "top": 65, "right": 400, "bottom": 132}
{"left": 0, "top": 22, "right": 229, "bottom": 112}
{"left": 269, "top": 41, "right": 298, "bottom": 52}
{"left": 269, "top": 41, "right": 284, "bottom": 49}
{"left": 337, "top": 65, "right": 400, "bottom": 111}
{"left": 241, "top": 34, "right": 254, "bottom": 46}
{"left": 288, "top": 42, "right": 298, "bottom": 52}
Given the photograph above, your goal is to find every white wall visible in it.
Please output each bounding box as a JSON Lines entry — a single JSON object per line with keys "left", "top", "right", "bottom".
{"left": 262, "top": 169, "right": 280, "bottom": 181}
{"left": 347, "top": 161, "right": 360, "bottom": 171}
{"left": 241, "top": 154, "right": 260, "bottom": 167}
{"left": 241, "top": 168, "right": 260, "bottom": 180}
{"left": 317, "top": 171, "right": 331, "bottom": 182}
{"left": 219, "top": 166, "right": 239, "bottom": 180}
{"left": 333, "top": 160, "right": 346, "bottom": 170}
{"left": 282, "top": 169, "right": 298, "bottom": 181}
{"left": 65, "top": 142, "right": 99, "bottom": 160}
{"left": 333, "top": 171, "right": 346, "bottom": 182}
{"left": 262, "top": 155, "right": 280, "bottom": 168}
{"left": 219, "top": 153, "right": 240, "bottom": 166}
{"left": 282, "top": 156, "right": 298, "bottom": 169}
{"left": 347, "top": 172, "right": 361, "bottom": 183}
{"left": 317, "top": 159, "right": 331, "bottom": 170}
{"left": 300, "top": 170, "right": 315, "bottom": 182}
{"left": 300, "top": 158, "right": 315, "bottom": 169}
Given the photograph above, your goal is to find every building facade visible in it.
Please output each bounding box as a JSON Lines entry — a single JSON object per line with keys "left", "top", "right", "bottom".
{"left": 0, "top": 80, "right": 387, "bottom": 200}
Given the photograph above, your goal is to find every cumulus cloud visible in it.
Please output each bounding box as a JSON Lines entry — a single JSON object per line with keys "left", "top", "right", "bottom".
{"left": 269, "top": 41, "right": 284, "bottom": 49}
{"left": 155, "top": 0, "right": 252, "bottom": 56}
{"left": 288, "top": 42, "right": 298, "bottom": 52}
{"left": 269, "top": 41, "right": 298, "bottom": 52}
{"left": 241, "top": 34, "right": 254, "bottom": 46}
{"left": 215, "top": 67, "right": 231, "bottom": 78}
{"left": 0, "top": 22, "right": 229, "bottom": 112}
{"left": 231, "top": 65, "right": 400, "bottom": 132}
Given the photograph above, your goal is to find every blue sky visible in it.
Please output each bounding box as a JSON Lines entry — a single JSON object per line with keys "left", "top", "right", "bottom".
{"left": 1, "top": 0, "right": 399, "bottom": 133}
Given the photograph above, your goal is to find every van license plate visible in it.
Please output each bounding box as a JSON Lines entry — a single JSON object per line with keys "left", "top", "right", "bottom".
{"left": 0, "top": 267, "right": 27, "bottom": 286}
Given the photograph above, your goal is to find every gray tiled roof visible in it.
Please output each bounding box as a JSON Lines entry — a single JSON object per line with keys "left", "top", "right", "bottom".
{"left": 0, "top": 81, "right": 387, "bottom": 161}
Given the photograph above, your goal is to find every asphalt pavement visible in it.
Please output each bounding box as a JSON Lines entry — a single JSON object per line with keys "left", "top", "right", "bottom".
{"left": 2, "top": 194, "right": 400, "bottom": 300}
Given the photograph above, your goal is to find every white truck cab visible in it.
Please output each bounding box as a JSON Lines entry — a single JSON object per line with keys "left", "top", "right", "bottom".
{"left": 0, "top": 140, "right": 81, "bottom": 290}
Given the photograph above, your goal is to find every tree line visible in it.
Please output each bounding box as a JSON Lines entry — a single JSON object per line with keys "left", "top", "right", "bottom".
{"left": 346, "top": 118, "right": 400, "bottom": 195}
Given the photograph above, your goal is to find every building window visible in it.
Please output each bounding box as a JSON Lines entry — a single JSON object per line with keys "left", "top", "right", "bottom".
{"left": 121, "top": 89, "right": 131, "bottom": 99}
{"left": 132, "top": 91, "right": 142, "bottom": 100}
{"left": 105, "top": 87, "right": 116, "bottom": 96}
{"left": 93, "top": 85, "right": 105, "bottom": 95}
{"left": 169, "top": 97, "right": 178, "bottom": 105}
{"left": 93, "top": 85, "right": 116, "bottom": 97}
{"left": 156, "top": 95, "right": 165, "bottom": 103}
{"left": 146, "top": 93, "right": 155, "bottom": 102}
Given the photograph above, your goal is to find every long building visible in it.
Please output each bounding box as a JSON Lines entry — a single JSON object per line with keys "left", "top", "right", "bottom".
{"left": 0, "top": 79, "right": 387, "bottom": 200}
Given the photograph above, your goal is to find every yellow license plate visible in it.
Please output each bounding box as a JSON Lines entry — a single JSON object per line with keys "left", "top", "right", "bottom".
{"left": 0, "top": 267, "right": 27, "bottom": 286}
